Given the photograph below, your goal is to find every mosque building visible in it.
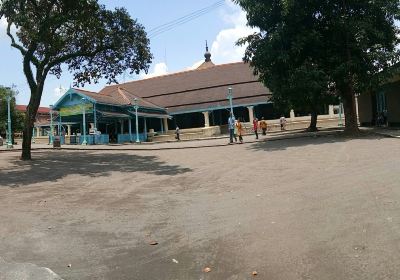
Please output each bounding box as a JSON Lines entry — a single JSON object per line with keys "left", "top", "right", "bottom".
{"left": 50, "top": 46, "right": 274, "bottom": 144}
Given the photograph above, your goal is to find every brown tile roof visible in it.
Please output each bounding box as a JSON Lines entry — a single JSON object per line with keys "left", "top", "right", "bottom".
{"left": 73, "top": 88, "right": 126, "bottom": 105}
{"left": 99, "top": 62, "right": 271, "bottom": 114}
{"left": 73, "top": 88, "right": 163, "bottom": 111}
{"left": 167, "top": 95, "right": 270, "bottom": 114}
{"left": 16, "top": 105, "right": 50, "bottom": 114}
{"left": 197, "top": 61, "right": 215, "bottom": 69}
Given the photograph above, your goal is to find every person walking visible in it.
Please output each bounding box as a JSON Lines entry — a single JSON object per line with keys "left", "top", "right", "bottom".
{"left": 236, "top": 118, "right": 244, "bottom": 143}
{"left": 234, "top": 119, "right": 238, "bottom": 142}
{"left": 175, "top": 126, "right": 180, "bottom": 141}
{"left": 260, "top": 117, "right": 267, "bottom": 135}
{"left": 228, "top": 113, "right": 237, "bottom": 144}
{"left": 253, "top": 117, "right": 259, "bottom": 139}
{"left": 280, "top": 115, "right": 287, "bottom": 131}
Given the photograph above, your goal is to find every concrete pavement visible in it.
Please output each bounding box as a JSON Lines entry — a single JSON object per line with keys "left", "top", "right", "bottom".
{"left": 1, "top": 135, "right": 400, "bottom": 279}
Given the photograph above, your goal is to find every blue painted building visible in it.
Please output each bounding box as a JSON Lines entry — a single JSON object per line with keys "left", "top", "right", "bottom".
{"left": 52, "top": 88, "right": 170, "bottom": 144}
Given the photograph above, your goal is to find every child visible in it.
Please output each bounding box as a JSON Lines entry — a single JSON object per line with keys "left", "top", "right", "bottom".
{"left": 253, "top": 117, "right": 259, "bottom": 139}
{"left": 175, "top": 126, "right": 180, "bottom": 141}
{"left": 260, "top": 117, "right": 267, "bottom": 135}
{"left": 280, "top": 115, "right": 287, "bottom": 131}
{"left": 236, "top": 118, "right": 244, "bottom": 143}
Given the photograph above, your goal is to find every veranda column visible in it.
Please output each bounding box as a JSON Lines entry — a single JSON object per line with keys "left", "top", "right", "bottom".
{"left": 67, "top": 125, "right": 71, "bottom": 136}
{"left": 202, "top": 111, "right": 210, "bottom": 127}
{"left": 290, "top": 109, "right": 295, "bottom": 120}
{"left": 36, "top": 127, "right": 41, "bottom": 137}
{"left": 120, "top": 120, "right": 124, "bottom": 134}
{"left": 128, "top": 118, "right": 133, "bottom": 142}
{"left": 247, "top": 106, "right": 254, "bottom": 124}
{"left": 163, "top": 117, "right": 169, "bottom": 132}
{"left": 144, "top": 118, "right": 147, "bottom": 140}
{"left": 355, "top": 95, "right": 360, "bottom": 125}
{"left": 329, "top": 105, "right": 335, "bottom": 117}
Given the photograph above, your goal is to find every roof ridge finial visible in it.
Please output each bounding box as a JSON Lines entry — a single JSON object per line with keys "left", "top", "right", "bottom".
{"left": 204, "top": 40, "right": 211, "bottom": 62}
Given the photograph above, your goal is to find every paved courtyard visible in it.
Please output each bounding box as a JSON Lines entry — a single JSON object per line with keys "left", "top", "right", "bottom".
{"left": 0, "top": 135, "right": 399, "bottom": 280}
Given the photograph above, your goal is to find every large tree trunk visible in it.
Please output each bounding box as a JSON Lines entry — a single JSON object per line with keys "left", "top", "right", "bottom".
{"left": 342, "top": 83, "right": 359, "bottom": 134}
{"left": 21, "top": 85, "right": 44, "bottom": 160}
{"left": 307, "top": 111, "right": 318, "bottom": 132}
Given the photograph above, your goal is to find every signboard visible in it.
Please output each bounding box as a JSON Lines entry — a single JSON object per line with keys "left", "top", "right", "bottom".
{"left": 60, "top": 103, "right": 93, "bottom": 117}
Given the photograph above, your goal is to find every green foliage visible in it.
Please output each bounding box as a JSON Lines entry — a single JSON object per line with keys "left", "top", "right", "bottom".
{"left": 0, "top": 86, "right": 25, "bottom": 137}
{"left": 235, "top": 0, "right": 400, "bottom": 127}
{"left": 0, "top": 0, "right": 152, "bottom": 158}
{"left": 0, "top": 0, "right": 152, "bottom": 87}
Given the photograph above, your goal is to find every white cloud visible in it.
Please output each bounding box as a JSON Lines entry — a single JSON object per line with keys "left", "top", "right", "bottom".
{"left": 0, "top": 17, "right": 8, "bottom": 37}
{"left": 190, "top": 0, "right": 257, "bottom": 66}
{"left": 0, "top": 17, "right": 18, "bottom": 40}
{"left": 54, "top": 86, "right": 67, "bottom": 97}
{"left": 140, "top": 62, "right": 168, "bottom": 79}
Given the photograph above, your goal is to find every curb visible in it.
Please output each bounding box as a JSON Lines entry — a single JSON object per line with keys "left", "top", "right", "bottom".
{"left": 0, "top": 129, "right": 342, "bottom": 153}
{"left": 370, "top": 131, "right": 400, "bottom": 139}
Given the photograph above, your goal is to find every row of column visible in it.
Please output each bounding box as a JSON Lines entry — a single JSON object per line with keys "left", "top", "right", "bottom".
{"left": 201, "top": 105, "right": 338, "bottom": 127}
{"left": 117, "top": 118, "right": 170, "bottom": 134}
{"left": 34, "top": 125, "right": 72, "bottom": 137}
{"left": 202, "top": 106, "right": 256, "bottom": 127}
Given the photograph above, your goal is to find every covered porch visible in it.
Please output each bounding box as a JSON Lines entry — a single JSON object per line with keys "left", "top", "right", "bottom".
{"left": 51, "top": 88, "right": 170, "bottom": 145}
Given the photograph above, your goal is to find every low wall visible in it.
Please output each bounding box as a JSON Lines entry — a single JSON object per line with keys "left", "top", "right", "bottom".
{"left": 153, "top": 115, "right": 342, "bottom": 142}
{"left": 117, "top": 133, "right": 146, "bottom": 143}
{"left": 153, "top": 126, "right": 221, "bottom": 142}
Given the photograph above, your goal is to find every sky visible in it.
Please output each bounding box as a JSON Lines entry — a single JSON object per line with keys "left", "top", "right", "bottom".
{"left": 0, "top": 0, "right": 256, "bottom": 106}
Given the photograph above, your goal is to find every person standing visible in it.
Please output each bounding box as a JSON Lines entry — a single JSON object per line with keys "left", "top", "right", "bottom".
{"left": 253, "top": 117, "right": 259, "bottom": 139}
{"left": 280, "top": 115, "right": 287, "bottom": 131}
{"left": 236, "top": 118, "right": 244, "bottom": 143}
{"left": 228, "top": 113, "right": 236, "bottom": 144}
{"left": 234, "top": 119, "right": 238, "bottom": 142}
{"left": 175, "top": 126, "right": 180, "bottom": 141}
{"left": 260, "top": 117, "right": 267, "bottom": 135}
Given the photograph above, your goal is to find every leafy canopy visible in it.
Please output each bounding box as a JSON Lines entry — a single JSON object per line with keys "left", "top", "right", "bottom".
{"left": 235, "top": 0, "right": 400, "bottom": 100}
{"left": 0, "top": 0, "right": 152, "bottom": 88}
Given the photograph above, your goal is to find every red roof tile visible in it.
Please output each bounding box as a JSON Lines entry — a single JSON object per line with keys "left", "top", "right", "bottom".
{"left": 16, "top": 105, "right": 50, "bottom": 114}
{"left": 99, "top": 62, "right": 271, "bottom": 114}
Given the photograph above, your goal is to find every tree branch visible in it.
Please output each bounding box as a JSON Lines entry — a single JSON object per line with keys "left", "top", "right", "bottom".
{"left": 44, "top": 46, "right": 111, "bottom": 74}
{"left": 6, "top": 21, "right": 27, "bottom": 56}
{"left": 23, "top": 45, "right": 38, "bottom": 92}
{"left": 6, "top": 21, "right": 41, "bottom": 67}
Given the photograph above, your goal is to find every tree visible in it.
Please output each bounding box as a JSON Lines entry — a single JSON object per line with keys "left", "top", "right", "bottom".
{"left": 235, "top": 0, "right": 400, "bottom": 134}
{"left": 237, "top": 14, "right": 335, "bottom": 131}
{"left": 269, "top": 62, "right": 337, "bottom": 131}
{"left": 0, "top": 0, "right": 152, "bottom": 159}
{"left": 0, "top": 86, "right": 25, "bottom": 141}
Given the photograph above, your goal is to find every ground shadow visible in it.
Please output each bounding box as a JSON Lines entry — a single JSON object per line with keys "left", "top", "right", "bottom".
{"left": 247, "top": 132, "right": 386, "bottom": 152}
{"left": 0, "top": 151, "right": 192, "bottom": 187}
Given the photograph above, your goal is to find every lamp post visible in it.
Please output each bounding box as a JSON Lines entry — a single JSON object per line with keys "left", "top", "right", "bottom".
{"left": 81, "top": 98, "right": 87, "bottom": 145}
{"left": 338, "top": 97, "right": 343, "bottom": 127}
{"left": 32, "top": 125, "right": 35, "bottom": 144}
{"left": 227, "top": 87, "right": 234, "bottom": 117}
{"left": 49, "top": 104, "right": 54, "bottom": 145}
{"left": 6, "top": 94, "right": 13, "bottom": 149}
{"left": 133, "top": 98, "right": 140, "bottom": 143}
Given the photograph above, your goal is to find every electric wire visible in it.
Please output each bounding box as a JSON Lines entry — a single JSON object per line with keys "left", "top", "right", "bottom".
{"left": 148, "top": 0, "right": 224, "bottom": 38}
{"left": 148, "top": 0, "right": 224, "bottom": 35}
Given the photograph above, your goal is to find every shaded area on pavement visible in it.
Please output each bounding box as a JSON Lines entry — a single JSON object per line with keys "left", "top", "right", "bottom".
{"left": 247, "top": 133, "right": 385, "bottom": 152}
{"left": 0, "top": 151, "right": 192, "bottom": 188}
